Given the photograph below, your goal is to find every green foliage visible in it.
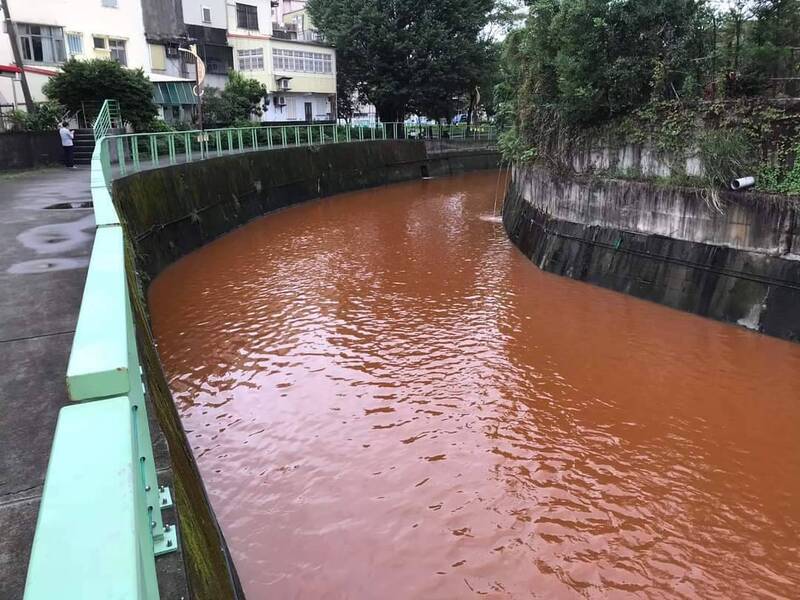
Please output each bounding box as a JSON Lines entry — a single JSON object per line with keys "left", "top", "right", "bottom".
{"left": 7, "top": 101, "right": 65, "bottom": 131}
{"left": 697, "top": 129, "right": 755, "bottom": 187}
{"left": 307, "top": 0, "right": 494, "bottom": 121}
{"left": 202, "top": 70, "right": 266, "bottom": 128}
{"left": 504, "top": 0, "right": 800, "bottom": 143}
{"left": 42, "top": 59, "right": 157, "bottom": 131}
{"left": 498, "top": 127, "right": 536, "bottom": 162}
{"left": 757, "top": 138, "right": 800, "bottom": 195}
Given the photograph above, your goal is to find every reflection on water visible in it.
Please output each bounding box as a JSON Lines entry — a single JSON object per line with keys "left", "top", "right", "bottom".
{"left": 150, "top": 171, "right": 800, "bottom": 598}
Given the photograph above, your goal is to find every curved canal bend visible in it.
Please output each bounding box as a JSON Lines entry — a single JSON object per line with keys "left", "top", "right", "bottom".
{"left": 150, "top": 171, "right": 800, "bottom": 598}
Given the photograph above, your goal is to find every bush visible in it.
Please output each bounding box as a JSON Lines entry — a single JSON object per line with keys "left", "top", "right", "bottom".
{"left": 697, "top": 129, "right": 755, "bottom": 188}
{"left": 43, "top": 58, "right": 157, "bottom": 131}
{"left": 7, "top": 101, "right": 65, "bottom": 132}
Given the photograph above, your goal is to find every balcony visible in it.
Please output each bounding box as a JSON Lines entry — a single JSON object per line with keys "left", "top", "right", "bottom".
{"left": 272, "top": 23, "right": 324, "bottom": 43}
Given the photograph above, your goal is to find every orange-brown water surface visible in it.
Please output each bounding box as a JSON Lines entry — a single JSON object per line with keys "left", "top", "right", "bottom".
{"left": 149, "top": 171, "right": 800, "bottom": 599}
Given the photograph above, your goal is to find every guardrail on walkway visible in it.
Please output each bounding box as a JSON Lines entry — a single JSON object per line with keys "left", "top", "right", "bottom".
{"left": 25, "top": 100, "right": 499, "bottom": 598}
{"left": 100, "top": 121, "right": 499, "bottom": 180}
{"left": 24, "top": 100, "right": 176, "bottom": 600}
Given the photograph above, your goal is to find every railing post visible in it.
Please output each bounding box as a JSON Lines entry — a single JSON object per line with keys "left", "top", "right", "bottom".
{"left": 149, "top": 135, "right": 158, "bottom": 166}
{"left": 131, "top": 137, "right": 140, "bottom": 171}
{"left": 117, "top": 137, "right": 126, "bottom": 176}
{"left": 168, "top": 134, "right": 176, "bottom": 165}
{"left": 185, "top": 132, "right": 192, "bottom": 162}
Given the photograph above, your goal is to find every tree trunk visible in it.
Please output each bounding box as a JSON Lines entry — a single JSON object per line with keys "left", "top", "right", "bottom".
{"left": 375, "top": 99, "right": 405, "bottom": 124}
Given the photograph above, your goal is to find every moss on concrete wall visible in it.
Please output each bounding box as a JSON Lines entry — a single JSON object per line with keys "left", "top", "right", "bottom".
{"left": 504, "top": 165, "right": 800, "bottom": 342}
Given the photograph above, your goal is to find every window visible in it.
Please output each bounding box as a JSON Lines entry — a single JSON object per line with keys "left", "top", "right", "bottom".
{"left": 149, "top": 43, "right": 166, "bottom": 70}
{"left": 202, "top": 6, "right": 212, "bottom": 23}
{"left": 236, "top": 3, "right": 259, "bottom": 30}
{"left": 109, "top": 39, "right": 127, "bottom": 66}
{"left": 272, "top": 49, "right": 331, "bottom": 74}
{"left": 101, "top": 0, "right": 118, "bottom": 7}
{"left": 18, "top": 24, "right": 66, "bottom": 64}
{"left": 66, "top": 33, "right": 83, "bottom": 56}
{"left": 237, "top": 48, "right": 263, "bottom": 71}
{"left": 93, "top": 36, "right": 106, "bottom": 49}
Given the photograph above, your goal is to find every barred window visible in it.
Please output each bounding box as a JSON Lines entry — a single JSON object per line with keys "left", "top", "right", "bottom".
{"left": 238, "top": 48, "right": 264, "bottom": 71}
{"left": 66, "top": 33, "right": 83, "bottom": 56}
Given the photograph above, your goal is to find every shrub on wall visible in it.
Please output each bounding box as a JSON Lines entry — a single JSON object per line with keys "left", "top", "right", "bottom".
{"left": 6, "top": 101, "right": 65, "bottom": 132}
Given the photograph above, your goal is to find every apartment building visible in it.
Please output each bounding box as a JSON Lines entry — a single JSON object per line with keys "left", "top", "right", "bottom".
{"left": 227, "top": 0, "right": 336, "bottom": 123}
{"left": 0, "top": 0, "right": 149, "bottom": 107}
{"left": 182, "top": 0, "right": 232, "bottom": 90}
{"left": 0, "top": 0, "right": 334, "bottom": 124}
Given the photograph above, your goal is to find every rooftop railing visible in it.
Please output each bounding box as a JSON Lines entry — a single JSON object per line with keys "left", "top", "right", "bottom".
{"left": 24, "top": 100, "right": 499, "bottom": 598}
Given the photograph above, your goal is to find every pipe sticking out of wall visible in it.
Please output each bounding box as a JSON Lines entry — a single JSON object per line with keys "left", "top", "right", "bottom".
{"left": 731, "top": 176, "right": 756, "bottom": 190}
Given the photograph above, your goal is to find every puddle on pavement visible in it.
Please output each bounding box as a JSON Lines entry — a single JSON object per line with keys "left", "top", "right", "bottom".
{"left": 43, "top": 201, "right": 93, "bottom": 210}
{"left": 18, "top": 214, "right": 94, "bottom": 255}
{"left": 7, "top": 257, "right": 90, "bottom": 274}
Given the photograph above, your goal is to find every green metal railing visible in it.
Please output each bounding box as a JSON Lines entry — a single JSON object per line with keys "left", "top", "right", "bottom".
{"left": 25, "top": 106, "right": 499, "bottom": 598}
{"left": 100, "top": 121, "right": 499, "bottom": 179}
{"left": 24, "top": 99, "right": 176, "bottom": 600}
{"left": 92, "top": 99, "right": 122, "bottom": 141}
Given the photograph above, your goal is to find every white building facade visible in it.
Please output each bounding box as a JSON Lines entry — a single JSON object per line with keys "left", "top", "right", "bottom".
{"left": 0, "top": 0, "right": 149, "bottom": 107}
{"left": 0, "top": 0, "right": 336, "bottom": 124}
{"left": 227, "top": 0, "right": 336, "bottom": 123}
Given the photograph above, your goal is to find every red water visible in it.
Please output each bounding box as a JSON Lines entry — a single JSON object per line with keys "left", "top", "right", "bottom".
{"left": 150, "top": 171, "right": 800, "bottom": 598}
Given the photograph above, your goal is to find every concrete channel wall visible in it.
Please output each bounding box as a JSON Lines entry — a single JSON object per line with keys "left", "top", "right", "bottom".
{"left": 504, "top": 165, "right": 800, "bottom": 341}
{"left": 113, "top": 141, "right": 499, "bottom": 280}
{"left": 111, "top": 140, "right": 499, "bottom": 596}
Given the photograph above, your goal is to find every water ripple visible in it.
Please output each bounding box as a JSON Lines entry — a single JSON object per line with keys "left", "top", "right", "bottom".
{"left": 150, "top": 171, "right": 800, "bottom": 599}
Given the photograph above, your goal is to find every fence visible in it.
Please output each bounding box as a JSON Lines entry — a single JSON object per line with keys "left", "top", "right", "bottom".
{"left": 24, "top": 99, "right": 499, "bottom": 599}
{"left": 99, "top": 121, "right": 500, "bottom": 179}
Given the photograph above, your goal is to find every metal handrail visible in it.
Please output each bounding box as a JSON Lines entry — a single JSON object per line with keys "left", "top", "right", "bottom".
{"left": 98, "top": 121, "right": 499, "bottom": 180}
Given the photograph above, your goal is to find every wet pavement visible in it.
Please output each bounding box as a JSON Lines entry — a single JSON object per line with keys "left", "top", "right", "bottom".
{"left": 0, "top": 167, "right": 187, "bottom": 599}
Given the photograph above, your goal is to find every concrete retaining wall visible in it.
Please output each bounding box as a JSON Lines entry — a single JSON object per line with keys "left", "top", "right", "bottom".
{"left": 113, "top": 141, "right": 499, "bottom": 280}
{"left": 504, "top": 165, "right": 800, "bottom": 341}
{"left": 0, "top": 132, "right": 63, "bottom": 171}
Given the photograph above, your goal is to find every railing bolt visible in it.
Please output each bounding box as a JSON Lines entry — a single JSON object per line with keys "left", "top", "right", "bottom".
{"left": 151, "top": 521, "right": 156, "bottom": 529}
{"left": 145, "top": 485, "right": 151, "bottom": 492}
{"left": 164, "top": 525, "right": 171, "bottom": 532}
{"left": 167, "top": 540, "right": 173, "bottom": 548}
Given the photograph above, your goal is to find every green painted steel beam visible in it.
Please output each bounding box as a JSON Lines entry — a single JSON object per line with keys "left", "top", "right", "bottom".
{"left": 66, "top": 226, "right": 129, "bottom": 401}
{"left": 24, "top": 396, "right": 149, "bottom": 600}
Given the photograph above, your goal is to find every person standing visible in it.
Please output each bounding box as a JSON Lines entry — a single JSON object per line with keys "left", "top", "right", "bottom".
{"left": 59, "top": 120, "right": 76, "bottom": 169}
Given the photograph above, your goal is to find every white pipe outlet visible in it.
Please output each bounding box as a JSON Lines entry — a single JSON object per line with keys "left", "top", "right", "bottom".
{"left": 730, "top": 176, "right": 755, "bottom": 190}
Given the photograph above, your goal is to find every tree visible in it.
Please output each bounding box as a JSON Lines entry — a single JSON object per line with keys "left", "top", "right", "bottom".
{"left": 202, "top": 70, "right": 266, "bottom": 127}
{"left": 43, "top": 58, "right": 157, "bottom": 130}
{"left": 307, "top": 0, "right": 495, "bottom": 122}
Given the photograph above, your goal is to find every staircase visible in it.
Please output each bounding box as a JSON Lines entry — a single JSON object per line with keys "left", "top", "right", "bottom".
{"left": 73, "top": 128, "right": 95, "bottom": 166}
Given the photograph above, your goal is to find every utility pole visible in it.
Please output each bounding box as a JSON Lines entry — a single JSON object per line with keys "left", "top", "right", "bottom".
{"left": 0, "top": 0, "right": 35, "bottom": 112}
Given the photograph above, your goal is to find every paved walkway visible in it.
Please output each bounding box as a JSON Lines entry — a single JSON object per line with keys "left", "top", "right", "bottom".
{"left": 0, "top": 167, "right": 187, "bottom": 599}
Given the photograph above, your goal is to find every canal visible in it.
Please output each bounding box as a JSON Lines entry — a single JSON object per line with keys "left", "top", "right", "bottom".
{"left": 149, "top": 171, "right": 800, "bottom": 598}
